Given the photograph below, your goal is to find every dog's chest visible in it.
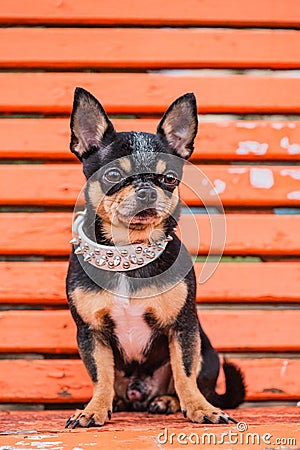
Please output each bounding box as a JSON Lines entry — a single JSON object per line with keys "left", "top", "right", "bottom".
{"left": 111, "top": 297, "right": 151, "bottom": 363}
{"left": 110, "top": 276, "right": 152, "bottom": 363}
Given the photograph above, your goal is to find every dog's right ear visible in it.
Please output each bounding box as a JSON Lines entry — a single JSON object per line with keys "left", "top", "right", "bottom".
{"left": 70, "top": 87, "right": 116, "bottom": 160}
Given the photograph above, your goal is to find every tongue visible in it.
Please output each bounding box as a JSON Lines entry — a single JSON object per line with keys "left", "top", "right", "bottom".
{"left": 130, "top": 209, "right": 157, "bottom": 224}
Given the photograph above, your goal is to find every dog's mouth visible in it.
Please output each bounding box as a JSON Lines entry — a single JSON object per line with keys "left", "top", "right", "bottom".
{"left": 118, "top": 208, "right": 159, "bottom": 226}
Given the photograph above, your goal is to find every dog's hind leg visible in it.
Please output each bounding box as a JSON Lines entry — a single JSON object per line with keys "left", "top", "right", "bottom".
{"left": 148, "top": 395, "right": 180, "bottom": 415}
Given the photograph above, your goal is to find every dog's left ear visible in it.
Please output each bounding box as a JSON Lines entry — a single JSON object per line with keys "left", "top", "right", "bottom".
{"left": 156, "top": 93, "right": 198, "bottom": 159}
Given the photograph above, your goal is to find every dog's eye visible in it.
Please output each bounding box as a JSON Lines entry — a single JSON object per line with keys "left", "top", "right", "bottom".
{"left": 161, "top": 172, "right": 178, "bottom": 185}
{"left": 104, "top": 169, "right": 123, "bottom": 183}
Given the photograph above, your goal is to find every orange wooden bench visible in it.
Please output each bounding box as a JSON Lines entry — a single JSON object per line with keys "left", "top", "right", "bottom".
{"left": 0, "top": 1, "right": 299, "bottom": 448}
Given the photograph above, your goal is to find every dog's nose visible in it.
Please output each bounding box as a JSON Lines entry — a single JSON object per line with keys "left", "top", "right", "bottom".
{"left": 136, "top": 188, "right": 157, "bottom": 204}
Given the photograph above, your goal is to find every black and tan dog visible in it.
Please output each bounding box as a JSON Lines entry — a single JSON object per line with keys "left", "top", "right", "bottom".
{"left": 65, "top": 88, "right": 245, "bottom": 428}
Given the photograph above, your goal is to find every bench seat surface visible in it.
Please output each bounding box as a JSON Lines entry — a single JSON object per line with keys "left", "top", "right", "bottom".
{"left": 0, "top": 408, "right": 299, "bottom": 449}
{"left": 0, "top": 1, "right": 299, "bottom": 442}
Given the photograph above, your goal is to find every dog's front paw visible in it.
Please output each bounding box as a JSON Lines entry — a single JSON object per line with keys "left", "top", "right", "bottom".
{"left": 65, "top": 407, "right": 112, "bottom": 428}
{"left": 185, "top": 405, "right": 237, "bottom": 424}
{"left": 148, "top": 395, "right": 180, "bottom": 415}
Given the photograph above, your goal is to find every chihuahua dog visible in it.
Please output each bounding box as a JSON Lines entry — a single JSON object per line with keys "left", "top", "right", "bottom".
{"left": 65, "top": 88, "right": 245, "bottom": 428}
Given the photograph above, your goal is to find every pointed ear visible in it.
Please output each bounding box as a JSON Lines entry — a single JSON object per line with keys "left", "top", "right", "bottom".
{"left": 70, "top": 87, "right": 116, "bottom": 160}
{"left": 156, "top": 93, "right": 198, "bottom": 159}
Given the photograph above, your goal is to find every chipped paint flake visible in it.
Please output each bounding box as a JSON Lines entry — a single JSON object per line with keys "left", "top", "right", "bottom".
{"left": 280, "top": 169, "right": 300, "bottom": 180}
{"left": 228, "top": 168, "right": 247, "bottom": 174}
{"left": 30, "top": 443, "right": 63, "bottom": 449}
{"left": 27, "top": 436, "right": 58, "bottom": 440}
{"left": 15, "top": 440, "right": 63, "bottom": 449}
{"left": 209, "top": 179, "right": 226, "bottom": 196}
{"left": 236, "top": 121, "right": 257, "bottom": 129}
{"left": 250, "top": 168, "right": 274, "bottom": 189}
{"left": 216, "top": 121, "right": 230, "bottom": 128}
{"left": 271, "top": 122, "right": 284, "bottom": 130}
{"left": 236, "top": 141, "right": 268, "bottom": 156}
{"left": 280, "top": 136, "right": 300, "bottom": 155}
{"left": 280, "top": 360, "right": 289, "bottom": 377}
{"left": 288, "top": 122, "right": 296, "bottom": 129}
{"left": 287, "top": 191, "right": 300, "bottom": 200}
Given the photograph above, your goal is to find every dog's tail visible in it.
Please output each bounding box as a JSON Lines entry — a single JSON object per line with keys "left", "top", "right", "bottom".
{"left": 210, "top": 359, "right": 246, "bottom": 409}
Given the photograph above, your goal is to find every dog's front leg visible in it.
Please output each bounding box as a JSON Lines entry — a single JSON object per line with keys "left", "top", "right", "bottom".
{"left": 66, "top": 339, "right": 114, "bottom": 428}
{"left": 168, "top": 329, "right": 232, "bottom": 424}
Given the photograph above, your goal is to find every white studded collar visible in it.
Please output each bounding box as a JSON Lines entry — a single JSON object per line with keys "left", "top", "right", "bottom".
{"left": 70, "top": 210, "right": 173, "bottom": 272}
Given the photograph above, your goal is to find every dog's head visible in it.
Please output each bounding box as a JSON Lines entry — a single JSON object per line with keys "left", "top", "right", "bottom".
{"left": 70, "top": 88, "right": 198, "bottom": 244}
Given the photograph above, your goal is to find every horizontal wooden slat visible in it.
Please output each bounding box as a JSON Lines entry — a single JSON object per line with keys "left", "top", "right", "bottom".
{"left": 1, "top": 0, "right": 299, "bottom": 27}
{"left": 195, "top": 262, "right": 300, "bottom": 303}
{"left": 2, "top": 261, "right": 300, "bottom": 304}
{"left": 2, "top": 28, "right": 300, "bottom": 69}
{"left": 2, "top": 164, "right": 300, "bottom": 207}
{"left": 181, "top": 214, "right": 300, "bottom": 256}
{"left": 0, "top": 213, "right": 298, "bottom": 256}
{"left": 1, "top": 119, "right": 300, "bottom": 161}
{"left": 0, "top": 310, "right": 298, "bottom": 353}
{"left": 1, "top": 73, "right": 300, "bottom": 115}
{"left": 0, "top": 358, "right": 298, "bottom": 402}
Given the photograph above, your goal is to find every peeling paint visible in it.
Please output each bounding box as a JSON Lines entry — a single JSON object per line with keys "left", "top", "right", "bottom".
{"left": 47, "top": 371, "right": 65, "bottom": 379}
{"left": 262, "top": 388, "right": 285, "bottom": 394}
{"left": 288, "top": 122, "right": 296, "bottom": 129}
{"left": 27, "top": 436, "right": 58, "bottom": 440}
{"left": 271, "top": 122, "right": 284, "bottom": 130}
{"left": 250, "top": 168, "right": 274, "bottom": 189}
{"left": 216, "top": 121, "right": 230, "bottom": 128}
{"left": 280, "top": 360, "right": 289, "bottom": 377}
{"left": 287, "top": 191, "right": 300, "bottom": 200}
{"left": 57, "top": 389, "right": 71, "bottom": 397}
{"left": 209, "top": 179, "right": 226, "bottom": 196}
{"left": 228, "top": 168, "right": 247, "bottom": 174}
{"left": 0, "top": 447, "right": 21, "bottom": 450}
{"left": 236, "top": 141, "right": 268, "bottom": 156}
{"left": 280, "top": 169, "right": 300, "bottom": 180}
{"left": 15, "top": 440, "right": 63, "bottom": 449}
{"left": 236, "top": 122, "right": 257, "bottom": 129}
{"left": 280, "top": 136, "right": 300, "bottom": 155}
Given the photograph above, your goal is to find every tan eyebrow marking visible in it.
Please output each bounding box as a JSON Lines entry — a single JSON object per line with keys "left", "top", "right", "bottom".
{"left": 156, "top": 160, "right": 167, "bottom": 174}
{"left": 119, "top": 157, "right": 132, "bottom": 173}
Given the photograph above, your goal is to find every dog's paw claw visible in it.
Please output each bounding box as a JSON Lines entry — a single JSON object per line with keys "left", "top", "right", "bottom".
{"left": 148, "top": 403, "right": 160, "bottom": 414}
{"left": 71, "top": 419, "right": 80, "bottom": 429}
{"left": 203, "top": 415, "right": 214, "bottom": 424}
{"left": 228, "top": 416, "right": 238, "bottom": 424}
{"left": 186, "top": 406, "right": 235, "bottom": 425}
{"left": 87, "top": 416, "right": 95, "bottom": 428}
{"left": 65, "top": 408, "right": 110, "bottom": 428}
{"left": 218, "top": 416, "right": 229, "bottom": 424}
{"left": 65, "top": 417, "right": 73, "bottom": 429}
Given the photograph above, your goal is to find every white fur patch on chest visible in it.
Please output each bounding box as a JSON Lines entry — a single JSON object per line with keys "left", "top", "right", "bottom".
{"left": 111, "top": 276, "right": 152, "bottom": 363}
